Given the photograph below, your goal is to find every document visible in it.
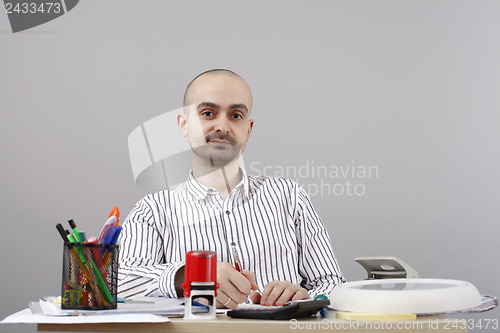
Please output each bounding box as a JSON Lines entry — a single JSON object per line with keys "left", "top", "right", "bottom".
{"left": 1, "top": 308, "right": 170, "bottom": 324}
{"left": 30, "top": 296, "right": 190, "bottom": 316}
{"left": 1, "top": 296, "right": 208, "bottom": 324}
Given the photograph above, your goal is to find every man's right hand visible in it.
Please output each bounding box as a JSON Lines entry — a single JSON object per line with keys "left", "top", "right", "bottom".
{"left": 216, "top": 262, "right": 259, "bottom": 309}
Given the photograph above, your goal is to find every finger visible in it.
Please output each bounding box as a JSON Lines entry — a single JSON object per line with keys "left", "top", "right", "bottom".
{"left": 216, "top": 299, "right": 238, "bottom": 309}
{"left": 291, "top": 288, "right": 310, "bottom": 301}
{"left": 216, "top": 290, "right": 238, "bottom": 309}
{"left": 242, "top": 270, "right": 259, "bottom": 291}
{"left": 275, "top": 284, "right": 301, "bottom": 306}
{"left": 263, "top": 281, "right": 290, "bottom": 306}
{"left": 229, "top": 271, "right": 253, "bottom": 296}
{"left": 216, "top": 263, "right": 235, "bottom": 287}
{"left": 220, "top": 280, "right": 249, "bottom": 304}
{"left": 249, "top": 290, "right": 262, "bottom": 304}
{"left": 259, "top": 280, "right": 279, "bottom": 305}
{"left": 218, "top": 269, "right": 252, "bottom": 303}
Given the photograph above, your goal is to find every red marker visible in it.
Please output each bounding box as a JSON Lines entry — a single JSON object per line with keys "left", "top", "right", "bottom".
{"left": 87, "top": 236, "right": 109, "bottom": 287}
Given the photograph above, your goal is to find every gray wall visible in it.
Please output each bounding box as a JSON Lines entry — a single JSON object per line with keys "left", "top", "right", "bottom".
{"left": 1, "top": 1, "right": 498, "bottom": 332}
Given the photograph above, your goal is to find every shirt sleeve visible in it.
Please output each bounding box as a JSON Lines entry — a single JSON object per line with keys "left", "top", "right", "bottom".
{"left": 294, "top": 185, "right": 346, "bottom": 297}
{"left": 118, "top": 195, "right": 184, "bottom": 299}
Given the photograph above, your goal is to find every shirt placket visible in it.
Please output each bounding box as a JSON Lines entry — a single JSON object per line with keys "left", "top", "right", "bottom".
{"left": 223, "top": 190, "right": 244, "bottom": 265}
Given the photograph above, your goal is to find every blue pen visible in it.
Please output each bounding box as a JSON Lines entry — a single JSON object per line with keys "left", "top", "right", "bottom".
{"left": 109, "top": 226, "right": 122, "bottom": 245}
{"left": 100, "top": 226, "right": 121, "bottom": 255}
{"left": 99, "top": 216, "right": 117, "bottom": 243}
{"left": 100, "top": 226, "right": 115, "bottom": 245}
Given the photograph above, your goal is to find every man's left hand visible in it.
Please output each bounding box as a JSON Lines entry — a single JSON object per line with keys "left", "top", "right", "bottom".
{"left": 249, "top": 281, "right": 309, "bottom": 306}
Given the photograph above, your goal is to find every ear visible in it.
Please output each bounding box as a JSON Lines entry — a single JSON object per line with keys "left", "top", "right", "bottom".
{"left": 246, "top": 118, "right": 254, "bottom": 141}
{"left": 177, "top": 113, "right": 188, "bottom": 137}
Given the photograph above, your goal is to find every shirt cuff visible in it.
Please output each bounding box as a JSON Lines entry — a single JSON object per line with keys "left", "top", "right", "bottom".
{"left": 158, "top": 261, "right": 186, "bottom": 298}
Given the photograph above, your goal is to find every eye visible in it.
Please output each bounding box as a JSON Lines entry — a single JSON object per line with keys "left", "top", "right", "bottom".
{"left": 232, "top": 113, "right": 243, "bottom": 120}
{"left": 201, "top": 110, "right": 214, "bottom": 117}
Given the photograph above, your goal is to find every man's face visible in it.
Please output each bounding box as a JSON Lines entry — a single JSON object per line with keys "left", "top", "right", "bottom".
{"left": 180, "top": 74, "right": 254, "bottom": 167}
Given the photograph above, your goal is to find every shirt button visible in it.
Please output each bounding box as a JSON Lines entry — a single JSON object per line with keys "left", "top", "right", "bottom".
{"left": 225, "top": 211, "right": 230, "bottom": 215}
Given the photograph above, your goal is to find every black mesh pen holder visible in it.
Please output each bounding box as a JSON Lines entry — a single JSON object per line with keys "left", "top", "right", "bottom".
{"left": 61, "top": 243, "right": 119, "bottom": 310}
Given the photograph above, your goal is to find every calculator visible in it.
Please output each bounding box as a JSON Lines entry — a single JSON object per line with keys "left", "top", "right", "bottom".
{"left": 227, "top": 299, "right": 330, "bottom": 320}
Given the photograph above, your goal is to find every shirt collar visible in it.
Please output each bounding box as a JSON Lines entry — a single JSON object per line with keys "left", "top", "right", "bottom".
{"left": 185, "top": 168, "right": 249, "bottom": 201}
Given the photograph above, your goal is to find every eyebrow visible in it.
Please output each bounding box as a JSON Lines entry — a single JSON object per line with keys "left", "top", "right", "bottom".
{"left": 196, "top": 102, "right": 249, "bottom": 114}
{"left": 229, "top": 103, "right": 249, "bottom": 114}
{"left": 197, "top": 102, "right": 220, "bottom": 110}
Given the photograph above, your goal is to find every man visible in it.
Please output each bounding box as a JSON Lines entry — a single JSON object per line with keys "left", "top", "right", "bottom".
{"left": 118, "top": 69, "right": 344, "bottom": 308}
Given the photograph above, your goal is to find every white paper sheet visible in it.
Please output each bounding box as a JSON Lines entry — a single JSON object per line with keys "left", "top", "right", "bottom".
{"left": 1, "top": 296, "right": 211, "bottom": 324}
{"left": 35, "top": 296, "right": 188, "bottom": 316}
{"left": 1, "top": 308, "right": 170, "bottom": 324}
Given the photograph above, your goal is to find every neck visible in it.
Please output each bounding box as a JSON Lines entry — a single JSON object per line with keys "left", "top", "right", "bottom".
{"left": 192, "top": 155, "right": 242, "bottom": 198}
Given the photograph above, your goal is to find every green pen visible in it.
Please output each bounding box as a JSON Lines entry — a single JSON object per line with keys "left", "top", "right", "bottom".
{"left": 66, "top": 231, "right": 87, "bottom": 264}
{"left": 83, "top": 247, "right": 114, "bottom": 304}
{"left": 68, "top": 219, "right": 82, "bottom": 242}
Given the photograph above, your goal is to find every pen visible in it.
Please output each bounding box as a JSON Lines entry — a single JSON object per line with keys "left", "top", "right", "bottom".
{"left": 68, "top": 219, "right": 82, "bottom": 242}
{"left": 100, "top": 223, "right": 117, "bottom": 246}
{"left": 65, "top": 231, "right": 88, "bottom": 265}
{"left": 98, "top": 215, "right": 116, "bottom": 243}
{"left": 56, "top": 224, "right": 94, "bottom": 290}
{"left": 108, "top": 206, "right": 120, "bottom": 227}
{"left": 230, "top": 242, "right": 243, "bottom": 273}
{"left": 57, "top": 224, "right": 79, "bottom": 288}
{"left": 108, "top": 226, "right": 122, "bottom": 245}
{"left": 56, "top": 223, "right": 69, "bottom": 243}
{"left": 87, "top": 236, "right": 109, "bottom": 284}
{"left": 231, "top": 242, "right": 254, "bottom": 304}
{"left": 82, "top": 247, "right": 105, "bottom": 307}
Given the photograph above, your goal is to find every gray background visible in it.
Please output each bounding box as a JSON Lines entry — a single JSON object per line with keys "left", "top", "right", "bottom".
{"left": 1, "top": 1, "right": 499, "bottom": 332}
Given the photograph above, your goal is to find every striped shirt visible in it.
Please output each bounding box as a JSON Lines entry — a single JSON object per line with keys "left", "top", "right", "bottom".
{"left": 118, "top": 169, "right": 345, "bottom": 299}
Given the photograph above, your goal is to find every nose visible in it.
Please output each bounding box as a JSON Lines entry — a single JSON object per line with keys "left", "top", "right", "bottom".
{"left": 214, "top": 116, "right": 230, "bottom": 133}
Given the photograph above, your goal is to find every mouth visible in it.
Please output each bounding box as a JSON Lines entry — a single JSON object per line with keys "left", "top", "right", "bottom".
{"left": 208, "top": 139, "right": 231, "bottom": 144}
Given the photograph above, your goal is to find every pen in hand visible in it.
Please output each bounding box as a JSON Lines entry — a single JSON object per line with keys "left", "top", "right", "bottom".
{"left": 231, "top": 242, "right": 259, "bottom": 304}
{"left": 230, "top": 242, "right": 243, "bottom": 273}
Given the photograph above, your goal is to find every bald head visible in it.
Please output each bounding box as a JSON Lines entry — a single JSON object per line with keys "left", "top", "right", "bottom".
{"left": 183, "top": 69, "right": 252, "bottom": 111}
{"left": 178, "top": 69, "right": 254, "bottom": 169}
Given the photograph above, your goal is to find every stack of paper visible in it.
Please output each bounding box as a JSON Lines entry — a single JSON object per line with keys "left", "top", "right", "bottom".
{"left": 1, "top": 296, "right": 208, "bottom": 324}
